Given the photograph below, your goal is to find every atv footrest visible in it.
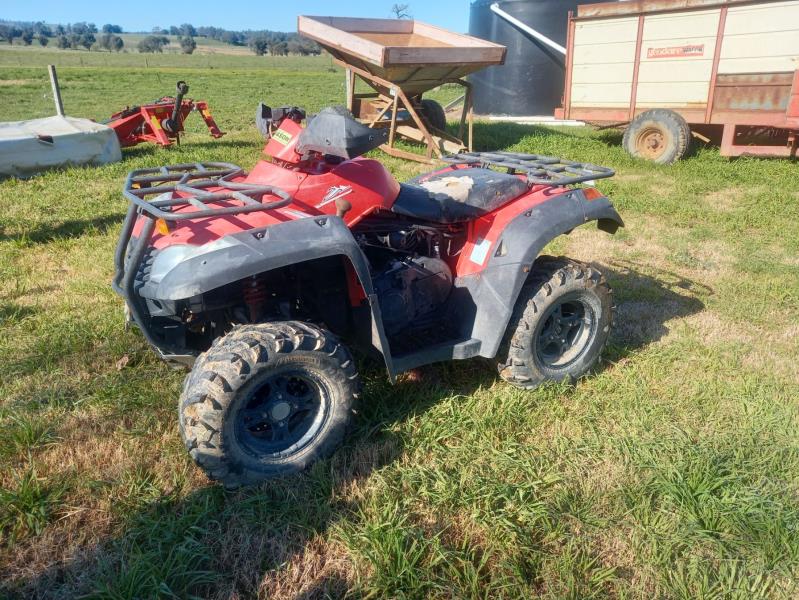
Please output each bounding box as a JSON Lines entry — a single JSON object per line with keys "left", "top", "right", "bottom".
{"left": 392, "top": 338, "right": 482, "bottom": 373}
{"left": 443, "top": 151, "right": 615, "bottom": 186}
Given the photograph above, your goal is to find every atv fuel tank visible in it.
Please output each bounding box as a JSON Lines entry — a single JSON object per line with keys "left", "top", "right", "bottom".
{"left": 295, "top": 157, "right": 401, "bottom": 225}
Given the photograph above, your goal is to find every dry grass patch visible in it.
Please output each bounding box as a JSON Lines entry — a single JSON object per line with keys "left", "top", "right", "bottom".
{"left": 704, "top": 187, "right": 746, "bottom": 212}
{"left": 254, "top": 536, "right": 353, "bottom": 600}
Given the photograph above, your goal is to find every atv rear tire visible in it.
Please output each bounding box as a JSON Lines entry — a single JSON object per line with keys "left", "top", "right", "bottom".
{"left": 499, "top": 257, "right": 613, "bottom": 389}
{"left": 179, "top": 321, "right": 359, "bottom": 488}
{"left": 420, "top": 98, "right": 447, "bottom": 131}
{"left": 623, "top": 109, "right": 691, "bottom": 164}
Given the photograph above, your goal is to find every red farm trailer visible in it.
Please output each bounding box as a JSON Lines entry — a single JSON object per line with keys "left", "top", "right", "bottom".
{"left": 555, "top": 0, "right": 799, "bottom": 162}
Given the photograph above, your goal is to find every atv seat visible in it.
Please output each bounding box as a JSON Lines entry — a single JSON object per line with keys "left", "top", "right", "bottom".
{"left": 391, "top": 168, "right": 528, "bottom": 224}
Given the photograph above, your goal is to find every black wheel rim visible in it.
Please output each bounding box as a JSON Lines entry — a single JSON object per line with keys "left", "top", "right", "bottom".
{"left": 534, "top": 292, "right": 596, "bottom": 369}
{"left": 236, "top": 369, "right": 328, "bottom": 458}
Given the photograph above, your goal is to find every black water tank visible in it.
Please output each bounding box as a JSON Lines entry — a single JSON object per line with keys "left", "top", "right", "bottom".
{"left": 469, "top": 0, "right": 589, "bottom": 116}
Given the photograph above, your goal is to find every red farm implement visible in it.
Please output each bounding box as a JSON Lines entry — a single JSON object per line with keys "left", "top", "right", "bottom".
{"left": 108, "top": 81, "right": 224, "bottom": 148}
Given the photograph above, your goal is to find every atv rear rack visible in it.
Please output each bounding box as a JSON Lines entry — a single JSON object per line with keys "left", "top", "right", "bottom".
{"left": 443, "top": 151, "right": 615, "bottom": 186}
{"left": 123, "top": 162, "right": 293, "bottom": 221}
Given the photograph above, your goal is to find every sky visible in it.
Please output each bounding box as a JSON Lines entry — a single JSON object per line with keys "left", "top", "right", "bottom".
{"left": 1, "top": 0, "right": 471, "bottom": 33}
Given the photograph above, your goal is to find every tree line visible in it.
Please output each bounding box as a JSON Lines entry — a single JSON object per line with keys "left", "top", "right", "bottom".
{"left": 0, "top": 20, "right": 321, "bottom": 56}
{"left": 0, "top": 21, "right": 125, "bottom": 51}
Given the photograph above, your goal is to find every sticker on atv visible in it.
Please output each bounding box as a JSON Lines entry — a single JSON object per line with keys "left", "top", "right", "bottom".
{"left": 469, "top": 237, "right": 492, "bottom": 266}
{"left": 272, "top": 128, "right": 293, "bottom": 145}
{"left": 317, "top": 185, "right": 353, "bottom": 208}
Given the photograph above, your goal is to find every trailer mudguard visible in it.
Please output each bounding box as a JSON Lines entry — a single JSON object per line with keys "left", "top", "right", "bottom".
{"left": 456, "top": 189, "right": 623, "bottom": 359}
{"left": 144, "top": 216, "right": 395, "bottom": 373}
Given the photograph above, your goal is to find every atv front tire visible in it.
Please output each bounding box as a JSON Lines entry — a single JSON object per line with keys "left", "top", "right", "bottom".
{"left": 499, "top": 257, "right": 613, "bottom": 389}
{"left": 179, "top": 321, "right": 359, "bottom": 488}
{"left": 623, "top": 109, "right": 691, "bottom": 164}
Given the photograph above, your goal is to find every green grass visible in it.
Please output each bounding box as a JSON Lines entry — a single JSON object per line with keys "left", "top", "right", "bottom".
{"left": 1, "top": 47, "right": 799, "bottom": 599}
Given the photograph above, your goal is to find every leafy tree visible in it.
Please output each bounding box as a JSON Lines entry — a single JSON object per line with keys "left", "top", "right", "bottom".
{"left": 249, "top": 36, "right": 269, "bottom": 55}
{"left": 20, "top": 29, "right": 34, "bottom": 45}
{"left": 138, "top": 35, "right": 169, "bottom": 53}
{"left": 54, "top": 24, "right": 65, "bottom": 36}
{"left": 179, "top": 35, "right": 196, "bottom": 54}
{"left": 33, "top": 22, "right": 51, "bottom": 37}
{"left": 221, "top": 30, "right": 242, "bottom": 45}
{"left": 71, "top": 22, "right": 97, "bottom": 35}
{"left": 101, "top": 24, "right": 123, "bottom": 34}
{"left": 38, "top": 34, "right": 49, "bottom": 46}
{"left": 268, "top": 41, "right": 288, "bottom": 56}
{"left": 180, "top": 23, "right": 196, "bottom": 37}
{"left": 98, "top": 33, "right": 124, "bottom": 52}
{"left": 56, "top": 35, "right": 70, "bottom": 49}
{"left": 169, "top": 26, "right": 180, "bottom": 35}
{"left": 0, "top": 25, "right": 22, "bottom": 44}
{"left": 391, "top": 3, "right": 412, "bottom": 18}
{"left": 79, "top": 33, "right": 95, "bottom": 49}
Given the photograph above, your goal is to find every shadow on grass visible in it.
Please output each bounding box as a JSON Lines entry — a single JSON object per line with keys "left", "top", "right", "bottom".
{"left": 0, "top": 303, "right": 38, "bottom": 325}
{"left": 5, "top": 359, "right": 496, "bottom": 599}
{"left": 469, "top": 121, "right": 587, "bottom": 152}
{"left": 120, "top": 137, "right": 258, "bottom": 160}
{"left": 4, "top": 266, "right": 707, "bottom": 599}
{"left": 602, "top": 260, "right": 710, "bottom": 350}
{"left": 0, "top": 213, "right": 124, "bottom": 245}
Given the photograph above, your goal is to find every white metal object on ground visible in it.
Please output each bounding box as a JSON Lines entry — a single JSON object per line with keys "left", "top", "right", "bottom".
{"left": 0, "top": 115, "right": 122, "bottom": 177}
{"left": 486, "top": 115, "right": 585, "bottom": 126}
{"left": 489, "top": 3, "right": 567, "bottom": 56}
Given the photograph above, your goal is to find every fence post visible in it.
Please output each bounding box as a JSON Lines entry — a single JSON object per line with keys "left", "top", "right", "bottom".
{"left": 48, "top": 65, "right": 65, "bottom": 116}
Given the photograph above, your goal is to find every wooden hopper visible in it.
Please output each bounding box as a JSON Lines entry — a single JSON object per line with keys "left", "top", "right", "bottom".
{"left": 298, "top": 16, "right": 506, "bottom": 162}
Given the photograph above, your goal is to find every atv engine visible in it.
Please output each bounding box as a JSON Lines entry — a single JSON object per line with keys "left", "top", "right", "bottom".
{"left": 373, "top": 256, "right": 452, "bottom": 336}
{"left": 355, "top": 216, "right": 459, "bottom": 337}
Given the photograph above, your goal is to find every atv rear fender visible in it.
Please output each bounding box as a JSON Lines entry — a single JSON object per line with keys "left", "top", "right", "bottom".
{"left": 456, "top": 189, "right": 623, "bottom": 359}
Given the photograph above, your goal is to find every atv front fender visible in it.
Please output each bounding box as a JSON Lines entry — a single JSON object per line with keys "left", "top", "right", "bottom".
{"left": 148, "top": 216, "right": 395, "bottom": 372}
{"left": 456, "top": 189, "right": 623, "bottom": 359}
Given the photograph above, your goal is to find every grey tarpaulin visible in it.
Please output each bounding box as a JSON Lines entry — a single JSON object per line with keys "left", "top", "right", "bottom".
{"left": 0, "top": 115, "right": 121, "bottom": 177}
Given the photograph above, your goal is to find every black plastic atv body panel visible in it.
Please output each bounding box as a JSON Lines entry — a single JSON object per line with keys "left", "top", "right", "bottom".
{"left": 452, "top": 189, "right": 622, "bottom": 359}
{"left": 297, "top": 106, "right": 388, "bottom": 159}
{"left": 145, "top": 216, "right": 395, "bottom": 375}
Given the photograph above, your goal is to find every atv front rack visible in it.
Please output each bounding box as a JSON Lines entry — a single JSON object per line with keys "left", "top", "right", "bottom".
{"left": 123, "top": 162, "right": 292, "bottom": 221}
{"left": 443, "top": 151, "right": 615, "bottom": 186}
{"left": 114, "top": 162, "right": 294, "bottom": 358}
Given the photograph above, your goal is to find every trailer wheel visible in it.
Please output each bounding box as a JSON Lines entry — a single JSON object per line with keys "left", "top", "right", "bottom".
{"left": 420, "top": 99, "right": 447, "bottom": 131}
{"left": 623, "top": 109, "right": 691, "bottom": 164}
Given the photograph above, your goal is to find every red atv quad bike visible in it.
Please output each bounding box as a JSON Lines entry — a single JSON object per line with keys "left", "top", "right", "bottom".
{"left": 113, "top": 106, "right": 623, "bottom": 488}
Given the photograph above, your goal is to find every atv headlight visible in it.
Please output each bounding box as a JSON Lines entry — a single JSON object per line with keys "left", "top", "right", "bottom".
{"left": 148, "top": 238, "right": 235, "bottom": 285}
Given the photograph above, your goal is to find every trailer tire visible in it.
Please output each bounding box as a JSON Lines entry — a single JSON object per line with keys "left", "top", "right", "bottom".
{"left": 623, "top": 109, "right": 691, "bottom": 164}
{"left": 420, "top": 99, "right": 447, "bottom": 131}
{"left": 498, "top": 256, "right": 613, "bottom": 389}
{"left": 179, "top": 321, "right": 359, "bottom": 488}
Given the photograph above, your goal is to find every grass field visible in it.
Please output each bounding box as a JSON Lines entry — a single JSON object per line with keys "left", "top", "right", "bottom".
{"left": 1, "top": 48, "right": 798, "bottom": 599}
